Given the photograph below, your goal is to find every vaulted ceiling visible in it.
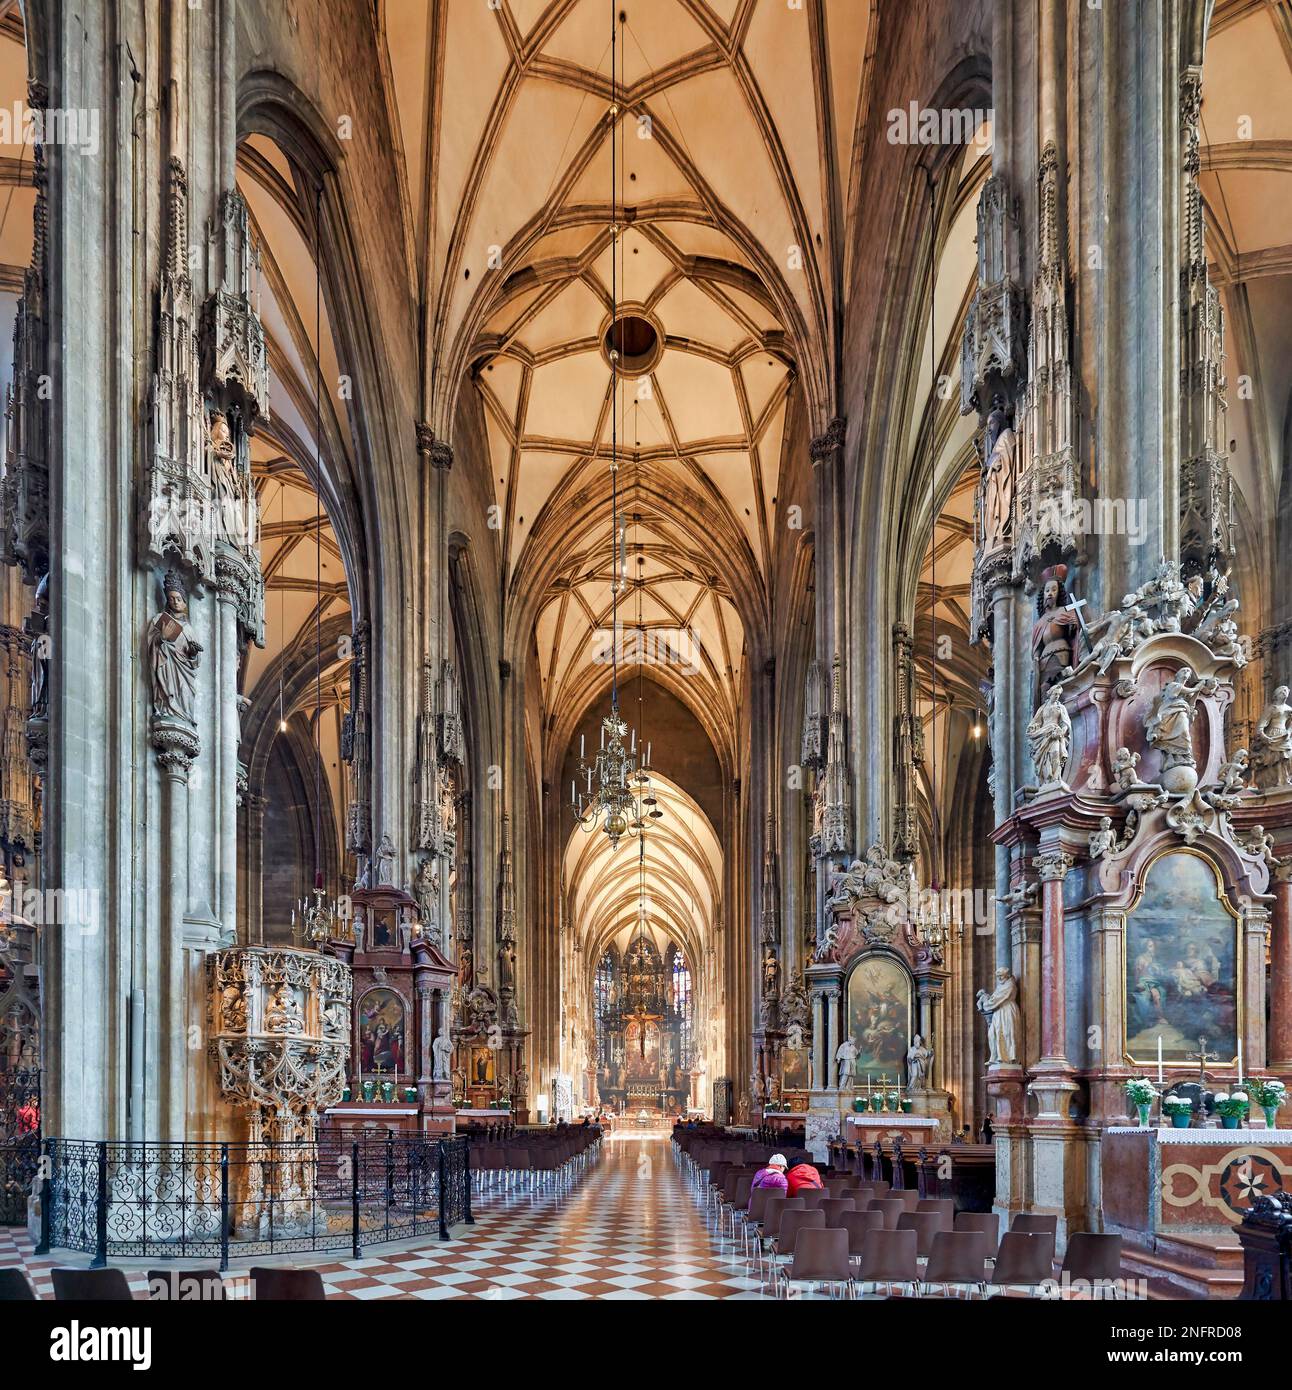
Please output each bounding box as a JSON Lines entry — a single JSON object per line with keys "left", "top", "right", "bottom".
{"left": 379, "top": 0, "right": 875, "bottom": 732}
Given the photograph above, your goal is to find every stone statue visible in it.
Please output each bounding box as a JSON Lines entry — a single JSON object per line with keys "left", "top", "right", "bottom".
{"left": 1111, "top": 746, "right": 1140, "bottom": 792}
{"left": 414, "top": 857, "right": 442, "bottom": 947}
{"left": 1244, "top": 824, "right": 1275, "bottom": 862}
{"left": 980, "top": 393, "right": 1015, "bottom": 554}
{"left": 906, "top": 1034, "right": 933, "bottom": 1090}
{"left": 147, "top": 571, "right": 203, "bottom": 723}
{"left": 264, "top": 982, "right": 303, "bottom": 1035}
{"left": 750, "top": 1069, "right": 764, "bottom": 1106}
{"left": 1215, "top": 749, "right": 1249, "bottom": 797}
{"left": 28, "top": 571, "right": 49, "bottom": 718}
{"left": 1089, "top": 815, "right": 1118, "bottom": 860}
{"left": 513, "top": 1065, "right": 530, "bottom": 1099}
{"left": 207, "top": 408, "right": 246, "bottom": 546}
{"left": 1146, "top": 667, "right": 1216, "bottom": 791}
{"left": 432, "top": 1031, "right": 453, "bottom": 1081}
{"left": 220, "top": 983, "right": 246, "bottom": 1032}
{"left": 1027, "top": 683, "right": 1071, "bottom": 788}
{"left": 1031, "top": 568, "right": 1079, "bottom": 697}
{"left": 498, "top": 940, "right": 516, "bottom": 990}
{"left": 1253, "top": 686, "right": 1292, "bottom": 791}
{"left": 761, "top": 946, "right": 780, "bottom": 997}
{"left": 976, "top": 968, "right": 1021, "bottom": 1065}
{"left": 373, "top": 834, "right": 397, "bottom": 887}
{"left": 834, "top": 1035, "right": 858, "bottom": 1089}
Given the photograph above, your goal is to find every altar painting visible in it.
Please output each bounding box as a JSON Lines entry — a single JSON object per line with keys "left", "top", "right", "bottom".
{"left": 845, "top": 956, "right": 911, "bottom": 1076}
{"left": 1125, "top": 852, "right": 1238, "bottom": 1065}
{"left": 623, "top": 1020, "right": 661, "bottom": 1083}
{"left": 781, "top": 1046, "right": 808, "bottom": 1091}
{"left": 358, "top": 988, "right": 405, "bottom": 1074}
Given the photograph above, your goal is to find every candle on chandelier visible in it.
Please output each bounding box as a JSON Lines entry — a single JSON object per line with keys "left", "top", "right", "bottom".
{"left": 580, "top": 733, "right": 585, "bottom": 759}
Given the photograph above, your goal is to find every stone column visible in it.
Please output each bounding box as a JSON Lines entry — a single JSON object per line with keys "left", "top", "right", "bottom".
{"left": 1270, "top": 864, "right": 1292, "bottom": 1070}
{"left": 1033, "top": 849, "right": 1073, "bottom": 1069}
{"left": 810, "top": 988, "right": 825, "bottom": 1090}
{"left": 242, "top": 792, "right": 267, "bottom": 944}
{"left": 825, "top": 986, "right": 840, "bottom": 1089}
{"left": 1242, "top": 901, "right": 1272, "bottom": 1075}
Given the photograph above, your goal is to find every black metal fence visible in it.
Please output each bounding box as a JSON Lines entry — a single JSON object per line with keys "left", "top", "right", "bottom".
{"left": 36, "top": 1134, "right": 472, "bottom": 1269}
{"left": 0, "top": 1067, "right": 40, "bottom": 1225}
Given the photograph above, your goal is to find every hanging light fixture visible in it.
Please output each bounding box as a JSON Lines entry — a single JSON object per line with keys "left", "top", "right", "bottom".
{"left": 571, "top": 5, "right": 646, "bottom": 850}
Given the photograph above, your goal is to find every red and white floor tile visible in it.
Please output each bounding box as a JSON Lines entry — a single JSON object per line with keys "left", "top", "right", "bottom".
{"left": 0, "top": 1133, "right": 777, "bottom": 1300}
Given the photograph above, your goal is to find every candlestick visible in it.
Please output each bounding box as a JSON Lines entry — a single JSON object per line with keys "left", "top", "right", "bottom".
{"left": 866, "top": 1073, "right": 871, "bottom": 1097}
{"left": 1237, "top": 1041, "right": 1243, "bottom": 1086}
{"left": 1156, "top": 1035, "right": 1163, "bottom": 1085}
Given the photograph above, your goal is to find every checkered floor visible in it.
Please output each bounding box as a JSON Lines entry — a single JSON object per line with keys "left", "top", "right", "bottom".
{"left": 0, "top": 1133, "right": 779, "bottom": 1300}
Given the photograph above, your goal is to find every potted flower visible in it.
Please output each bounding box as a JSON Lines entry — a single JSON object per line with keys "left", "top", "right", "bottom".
{"left": 1123, "top": 1077, "right": 1159, "bottom": 1127}
{"left": 1213, "top": 1091, "right": 1248, "bottom": 1129}
{"left": 900, "top": 1096, "right": 913, "bottom": 1114}
{"left": 360, "top": 1078, "right": 375, "bottom": 1103}
{"left": 852, "top": 1095, "right": 868, "bottom": 1113}
{"left": 1243, "top": 1077, "right": 1287, "bottom": 1129}
{"left": 341, "top": 1086, "right": 352, "bottom": 1103}
{"left": 403, "top": 1085, "right": 418, "bottom": 1104}
{"left": 1161, "top": 1094, "right": 1193, "bottom": 1129}
{"left": 886, "top": 1090, "right": 901, "bottom": 1114}
{"left": 380, "top": 1080, "right": 395, "bottom": 1103}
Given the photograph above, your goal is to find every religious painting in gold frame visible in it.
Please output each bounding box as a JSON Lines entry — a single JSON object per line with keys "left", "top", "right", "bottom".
{"left": 1123, "top": 848, "right": 1240, "bottom": 1068}
{"left": 469, "top": 1045, "right": 496, "bottom": 1087}
{"left": 844, "top": 953, "right": 912, "bottom": 1078}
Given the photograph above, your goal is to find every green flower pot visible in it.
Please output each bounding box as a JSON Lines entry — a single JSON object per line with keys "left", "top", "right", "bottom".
{"left": 1136, "top": 1104, "right": 1151, "bottom": 1128}
{"left": 380, "top": 1081, "right": 395, "bottom": 1103}
{"left": 360, "top": 1080, "right": 375, "bottom": 1103}
{"left": 404, "top": 1086, "right": 417, "bottom": 1104}
{"left": 852, "top": 1097, "right": 867, "bottom": 1113}
{"left": 900, "top": 1100, "right": 913, "bottom": 1114}
{"left": 1264, "top": 1106, "right": 1279, "bottom": 1129}
{"left": 1169, "top": 1111, "right": 1191, "bottom": 1129}
{"left": 341, "top": 1087, "right": 351, "bottom": 1103}
{"left": 1221, "top": 1114, "right": 1241, "bottom": 1129}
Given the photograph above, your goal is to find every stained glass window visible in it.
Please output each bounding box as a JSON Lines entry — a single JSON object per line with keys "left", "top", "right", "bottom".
{"left": 670, "top": 946, "right": 692, "bottom": 1067}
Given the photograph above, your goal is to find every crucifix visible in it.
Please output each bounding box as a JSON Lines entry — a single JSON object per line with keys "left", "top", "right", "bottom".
{"left": 1187, "top": 1037, "right": 1219, "bottom": 1088}
{"left": 1064, "top": 594, "right": 1092, "bottom": 652}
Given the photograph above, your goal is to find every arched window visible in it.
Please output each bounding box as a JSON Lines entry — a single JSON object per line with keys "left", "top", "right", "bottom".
{"left": 594, "top": 949, "right": 616, "bottom": 1067}
{"left": 670, "top": 947, "right": 692, "bottom": 1067}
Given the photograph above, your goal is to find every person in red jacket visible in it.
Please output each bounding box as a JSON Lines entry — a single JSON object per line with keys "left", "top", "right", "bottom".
{"left": 785, "top": 1161, "right": 823, "bottom": 1197}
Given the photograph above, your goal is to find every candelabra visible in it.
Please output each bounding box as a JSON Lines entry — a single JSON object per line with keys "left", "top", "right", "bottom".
{"left": 570, "top": 707, "right": 660, "bottom": 848}
{"left": 292, "top": 878, "right": 350, "bottom": 946}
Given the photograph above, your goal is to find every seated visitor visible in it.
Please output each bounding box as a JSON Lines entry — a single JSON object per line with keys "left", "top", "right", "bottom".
{"left": 751, "top": 1153, "right": 789, "bottom": 1191}
{"left": 785, "top": 1160, "right": 823, "bottom": 1197}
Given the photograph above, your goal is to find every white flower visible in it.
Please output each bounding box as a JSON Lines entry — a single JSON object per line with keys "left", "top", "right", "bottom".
{"left": 1233, "top": 1090, "right": 1249, "bottom": 1103}
{"left": 1214, "top": 1092, "right": 1230, "bottom": 1103}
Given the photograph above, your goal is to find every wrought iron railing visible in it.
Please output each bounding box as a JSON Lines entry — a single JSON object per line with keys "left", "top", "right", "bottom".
{"left": 37, "top": 1133, "right": 472, "bottom": 1269}
{"left": 0, "top": 1066, "right": 40, "bottom": 1225}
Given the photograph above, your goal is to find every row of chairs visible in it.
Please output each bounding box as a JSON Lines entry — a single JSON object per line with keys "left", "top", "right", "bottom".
{"left": 697, "top": 1159, "right": 1124, "bottom": 1300}
{"left": 0, "top": 1265, "right": 328, "bottom": 1301}
{"left": 471, "top": 1126, "right": 601, "bottom": 1195}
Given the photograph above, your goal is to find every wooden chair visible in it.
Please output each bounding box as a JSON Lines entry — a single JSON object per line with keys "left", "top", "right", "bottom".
{"left": 988, "top": 1232, "right": 1055, "bottom": 1296}
{"left": 916, "top": 1197, "right": 955, "bottom": 1230}
{"left": 896, "top": 1210, "right": 943, "bottom": 1260}
{"left": 870, "top": 1197, "right": 907, "bottom": 1230}
{"left": 741, "top": 1185, "right": 772, "bottom": 1257}
{"left": 777, "top": 1226, "right": 854, "bottom": 1300}
{"left": 840, "top": 1208, "right": 883, "bottom": 1275}
{"left": 797, "top": 1189, "right": 828, "bottom": 1211}
{"left": 247, "top": 1266, "right": 327, "bottom": 1301}
{"left": 819, "top": 1197, "right": 856, "bottom": 1228}
{"left": 1060, "top": 1233, "right": 1124, "bottom": 1297}
{"left": 1011, "top": 1212, "right": 1058, "bottom": 1237}
{"left": 953, "top": 1211, "right": 999, "bottom": 1239}
{"left": 855, "top": 1228, "right": 920, "bottom": 1298}
{"left": 0, "top": 1268, "right": 36, "bottom": 1300}
{"left": 767, "top": 1209, "right": 826, "bottom": 1289}
{"left": 51, "top": 1268, "right": 134, "bottom": 1301}
{"left": 146, "top": 1268, "right": 225, "bottom": 1301}
{"left": 921, "top": 1231, "right": 990, "bottom": 1298}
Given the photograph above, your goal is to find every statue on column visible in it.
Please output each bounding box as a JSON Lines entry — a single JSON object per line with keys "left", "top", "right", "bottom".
{"left": 834, "top": 1035, "right": 858, "bottom": 1089}
{"left": 1027, "top": 683, "right": 1071, "bottom": 788}
{"left": 432, "top": 1031, "right": 453, "bottom": 1080}
{"left": 761, "top": 946, "right": 780, "bottom": 998}
{"left": 976, "top": 968, "right": 1021, "bottom": 1065}
{"left": 28, "top": 571, "right": 49, "bottom": 719}
{"left": 414, "top": 857, "right": 442, "bottom": 948}
{"left": 1031, "top": 567, "right": 1079, "bottom": 698}
{"left": 207, "top": 407, "right": 245, "bottom": 546}
{"left": 372, "top": 834, "right": 397, "bottom": 887}
{"left": 906, "top": 1034, "right": 933, "bottom": 1090}
{"left": 979, "top": 393, "right": 1015, "bottom": 554}
{"left": 1252, "top": 686, "right": 1292, "bottom": 791}
{"left": 147, "top": 570, "right": 202, "bottom": 723}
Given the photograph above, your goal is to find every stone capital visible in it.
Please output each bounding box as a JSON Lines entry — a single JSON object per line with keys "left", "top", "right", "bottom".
{"left": 809, "top": 416, "right": 846, "bottom": 463}
{"left": 1031, "top": 849, "right": 1073, "bottom": 882}
{"left": 416, "top": 422, "right": 453, "bottom": 471}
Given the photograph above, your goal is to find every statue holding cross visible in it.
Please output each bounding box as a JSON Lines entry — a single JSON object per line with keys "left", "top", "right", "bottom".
{"left": 1031, "top": 565, "right": 1081, "bottom": 698}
